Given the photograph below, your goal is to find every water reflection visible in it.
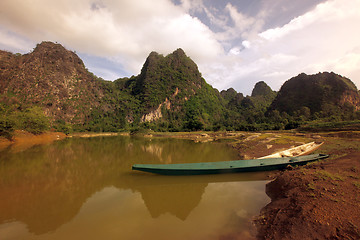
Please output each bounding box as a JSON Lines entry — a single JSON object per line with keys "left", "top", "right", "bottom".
{"left": 0, "top": 136, "right": 270, "bottom": 240}
{"left": 126, "top": 172, "right": 269, "bottom": 221}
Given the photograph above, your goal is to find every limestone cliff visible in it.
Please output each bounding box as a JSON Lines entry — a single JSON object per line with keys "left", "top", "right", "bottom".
{"left": 0, "top": 41, "right": 106, "bottom": 123}
{"left": 269, "top": 72, "right": 360, "bottom": 114}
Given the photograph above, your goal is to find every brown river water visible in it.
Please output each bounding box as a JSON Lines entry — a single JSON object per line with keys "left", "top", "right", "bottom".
{"left": 0, "top": 136, "right": 270, "bottom": 240}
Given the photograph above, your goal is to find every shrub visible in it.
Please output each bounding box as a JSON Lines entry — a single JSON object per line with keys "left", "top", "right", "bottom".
{"left": 0, "top": 114, "right": 15, "bottom": 139}
{"left": 15, "top": 106, "right": 50, "bottom": 134}
{"left": 0, "top": 103, "right": 16, "bottom": 139}
{"left": 53, "top": 120, "right": 73, "bottom": 135}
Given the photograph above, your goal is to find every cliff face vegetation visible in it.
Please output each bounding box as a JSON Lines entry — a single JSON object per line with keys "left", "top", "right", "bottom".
{"left": 114, "top": 48, "right": 225, "bottom": 131}
{"left": 269, "top": 72, "right": 360, "bottom": 115}
{"left": 1, "top": 41, "right": 360, "bottom": 136}
{"left": 0, "top": 42, "right": 106, "bottom": 124}
{"left": 131, "top": 48, "right": 204, "bottom": 110}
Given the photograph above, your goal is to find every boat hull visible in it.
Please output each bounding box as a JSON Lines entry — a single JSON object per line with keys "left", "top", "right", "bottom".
{"left": 259, "top": 141, "right": 323, "bottom": 159}
{"left": 132, "top": 154, "right": 329, "bottom": 175}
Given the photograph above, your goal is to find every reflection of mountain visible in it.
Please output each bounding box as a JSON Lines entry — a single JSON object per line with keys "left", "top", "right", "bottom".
{"left": 137, "top": 184, "right": 206, "bottom": 221}
{"left": 0, "top": 180, "right": 86, "bottom": 234}
{"left": 0, "top": 138, "right": 121, "bottom": 234}
{"left": 118, "top": 172, "right": 269, "bottom": 221}
{"left": 141, "top": 144, "right": 172, "bottom": 163}
{"left": 0, "top": 136, "right": 262, "bottom": 235}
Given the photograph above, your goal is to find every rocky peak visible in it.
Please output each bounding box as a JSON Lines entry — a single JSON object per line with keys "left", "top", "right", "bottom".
{"left": 33, "top": 41, "right": 66, "bottom": 53}
{"left": 251, "top": 81, "right": 275, "bottom": 98}
{"left": 0, "top": 41, "right": 104, "bottom": 123}
{"left": 172, "top": 48, "right": 186, "bottom": 57}
{"left": 132, "top": 48, "right": 204, "bottom": 109}
{"left": 140, "top": 51, "right": 162, "bottom": 75}
{"left": 28, "top": 41, "right": 85, "bottom": 72}
{"left": 221, "top": 88, "right": 238, "bottom": 101}
{"left": 269, "top": 72, "right": 360, "bottom": 114}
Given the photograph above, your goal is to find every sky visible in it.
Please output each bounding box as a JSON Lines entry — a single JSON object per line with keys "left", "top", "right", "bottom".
{"left": 0, "top": 0, "right": 360, "bottom": 95}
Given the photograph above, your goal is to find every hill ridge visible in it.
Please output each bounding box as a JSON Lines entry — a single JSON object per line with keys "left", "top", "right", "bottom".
{"left": 269, "top": 72, "right": 360, "bottom": 114}
{"left": 1, "top": 41, "right": 360, "bottom": 134}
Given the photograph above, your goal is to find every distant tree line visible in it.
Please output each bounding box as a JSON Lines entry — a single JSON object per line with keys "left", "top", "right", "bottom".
{"left": 1, "top": 88, "right": 360, "bottom": 139}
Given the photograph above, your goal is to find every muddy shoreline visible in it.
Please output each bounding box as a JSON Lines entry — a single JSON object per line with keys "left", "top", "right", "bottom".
{"left": 0, "top": 130, "right": 67, "bottom": 153}
{"left": 254, "top": 132, "right": 360, "bottom": 240}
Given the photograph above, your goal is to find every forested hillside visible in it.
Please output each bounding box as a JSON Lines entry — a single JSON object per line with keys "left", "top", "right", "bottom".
{"left": 1, "top": 42, "right": 360, "bottom": 137}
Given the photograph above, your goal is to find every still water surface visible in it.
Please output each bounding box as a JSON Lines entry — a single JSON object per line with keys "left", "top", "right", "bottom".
{"left": 0, "top": 136, "right": 270, "bottom": 240}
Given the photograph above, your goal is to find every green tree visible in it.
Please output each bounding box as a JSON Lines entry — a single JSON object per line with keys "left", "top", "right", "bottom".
{"left": 0, "top": 104, "right": 15, "bottom": 139}
{"left": 15, "top": 106, "right": 50, "bottom": 134}
{"left": 53, "top": 120, "right": 73, "bottom": 135}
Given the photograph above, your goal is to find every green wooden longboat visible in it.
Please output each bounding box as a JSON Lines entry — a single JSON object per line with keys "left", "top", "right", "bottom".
{"left": 132, "top": 153, "right": 329, "bottom": 175}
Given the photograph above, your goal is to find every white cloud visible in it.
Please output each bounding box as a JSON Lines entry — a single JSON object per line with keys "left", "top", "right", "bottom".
{"left": 179, "top": 0, "right": 205, "bottom": 13}
{"left": 209, "top": 3, "right": 261, "bottom": 43}
{"left": 241, "top": 41, "right": 251, "bottom": 49}
{"left": 202, "top": 0, "right": 360, "bottom": 94}
{"left": 309, "top": 47, "right": 360, "bottom": 79}
{"left": 225, "top": 3, "right": 255, "bottom": 33}
{"left": 0, "top": 0, "right": 359, "bottom": 94}
{"left": 0, "top": 27, "right": 35, "bottom": 53}
{"left": 335, "top": 51, "right": 360, "bottom": 73}
{"left": 0, "top": 0, "right": 223, "bottom": 75}
{"left": 228, "top": 48, "right": 240, "bottom": 56}
{"left": 259, "top": 0, "right": 360, "bottom": 41}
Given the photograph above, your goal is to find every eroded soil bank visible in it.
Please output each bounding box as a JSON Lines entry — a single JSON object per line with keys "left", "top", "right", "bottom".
{"left": 254, "top": 132, "right": 360, "bottom": 240}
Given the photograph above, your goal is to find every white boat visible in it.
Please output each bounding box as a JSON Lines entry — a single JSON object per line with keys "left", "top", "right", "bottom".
{"left": 259, "top": 141, "right": 324, "bottom": 159}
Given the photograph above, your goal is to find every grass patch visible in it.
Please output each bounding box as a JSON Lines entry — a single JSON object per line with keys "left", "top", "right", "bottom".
{"left": 315, "top": 170, "right": 345, "bottom": 181}
{"left": 308, "top": 192, "right": 316, "bottom": 198}
{"left": 353, "top": 182, "right": 360, "bottom": 189}
{"left": 300, "top": 120, "right": 360, "bottom": 131}
{"left": 270, "top": 134, "right": 311, "bottom": 144}
{"left": 270, "top": 135, "right": 309, "bottom": 145}
{"left": 328, "top": 153, "right": 348, "bottom": 160}
{"left": 321, "top": 138, "right": 360, "bottom": 155}
{"left": 255, "top": 133, "right": 276, "bottom": 141}
{"left": 300, "top": 168, "right": 311, "bottom": 176}
{"left": 271, "top": 138, "right": 291, "bottom": 145}
{"left": 306, "top": 160, "right": 321, "bottom": 166}
{"left": 307, "top": 182, "right": 316, "bottom": 191}
{"left": 348, "top": 174, "right": 360, "bottom": 180}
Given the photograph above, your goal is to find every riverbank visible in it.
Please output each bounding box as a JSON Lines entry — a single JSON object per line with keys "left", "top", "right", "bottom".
{"left": 254, "top": 132, "right": 360, "bottom": 240}
{"left": 0, "top": 130, "right": 67, "bottom": 153}
{"left": 69, "top": 132, "right": 129, "bottom": 138}
{"left": 148, "top": 130, "right": 360, "bottom": 239}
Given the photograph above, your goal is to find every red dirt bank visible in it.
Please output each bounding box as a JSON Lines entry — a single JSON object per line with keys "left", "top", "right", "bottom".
{"left": 255, "top": 135, "right": 360, "bottom": 240}
{"left": 0, "top": 130, "right": 66, "bottom": 152}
